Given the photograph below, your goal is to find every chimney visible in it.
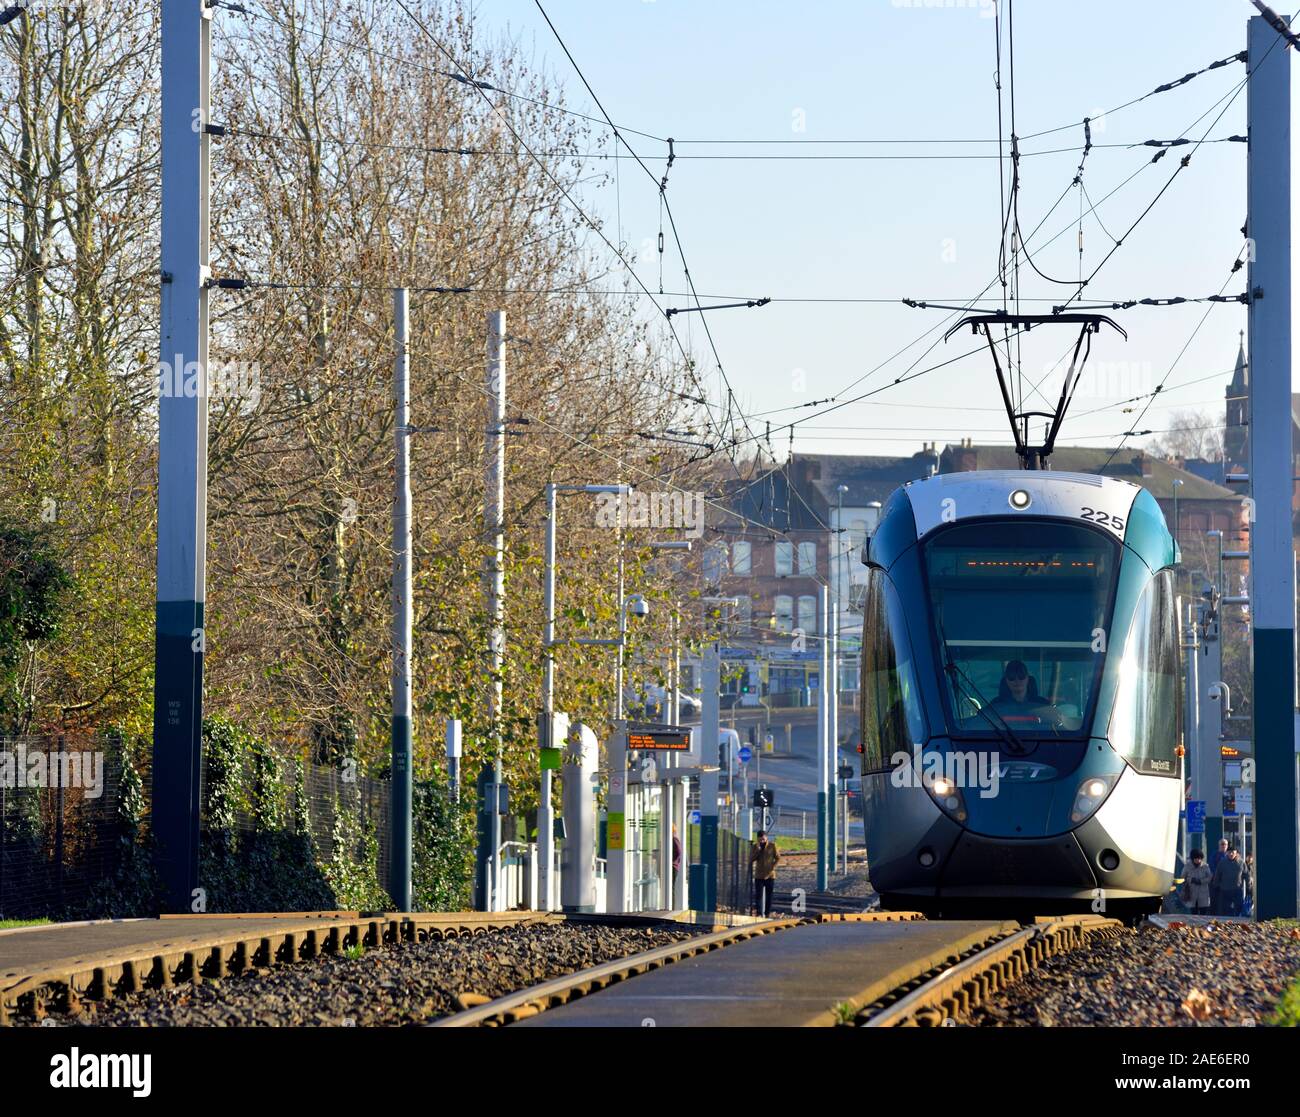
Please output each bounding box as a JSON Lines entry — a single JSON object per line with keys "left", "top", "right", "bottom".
{"left": 1132, "top": 450, "right": 1153, "bottom": 477}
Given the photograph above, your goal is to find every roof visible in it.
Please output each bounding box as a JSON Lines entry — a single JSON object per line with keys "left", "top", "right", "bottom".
{"left": 801, "top": 452, "right": 937, "bottom": 507}
{"left": 949, "top": 444, "right": 1239, "bottom": 501}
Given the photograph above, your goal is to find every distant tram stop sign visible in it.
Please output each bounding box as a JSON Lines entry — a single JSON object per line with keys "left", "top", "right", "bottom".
{"left": 838, "top": 765, "right": 855, "bottom": 781}
{"left": 738, "top": 745, "right": 753, "bottom": 763}
{"left": 753, "top": 787, "right": 775, "bottom": 809}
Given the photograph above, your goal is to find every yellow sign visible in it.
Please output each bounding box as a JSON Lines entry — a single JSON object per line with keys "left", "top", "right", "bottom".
{"left": 607, "top": 812, "right": 626, "bottom": 851}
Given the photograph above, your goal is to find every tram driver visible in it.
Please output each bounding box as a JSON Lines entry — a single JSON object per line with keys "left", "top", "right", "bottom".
{"left": 993, "top": 659, "right": 1066, "bottom": 729}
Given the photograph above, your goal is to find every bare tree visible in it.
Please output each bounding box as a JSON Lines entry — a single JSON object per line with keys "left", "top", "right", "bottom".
{"left": 1148, "top": 408, "right": 1225, "bottom": 464}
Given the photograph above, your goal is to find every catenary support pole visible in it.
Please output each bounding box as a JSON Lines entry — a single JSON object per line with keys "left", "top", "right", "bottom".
{"left": 817, "top": 585, "right": 830, "bottom": 891}
{"left": 389, "top": 288, "right": 413, "bottom": 912}
{"left": 1182, "top": 601, "right": 1200, "bottom": 873}
{"left": 154, "top": 0, "right": 211, "bottom": 914}
{"left": 539, "top": 483, "right": 558, "bottom": 910}
{"left": 829, "top": 596, "right": 839, "bottom": 873}
{"left": 1198, "top": 613, "right": 1224, "bottom": 852}
{"left": 699, "top": 643, "right": 722, "bottom": 911}
{"left": 483, "top": 311, "right": 507, "bottom": 911}
{"left": 1246, "top": 14, "right": 1298, "bottom": 919}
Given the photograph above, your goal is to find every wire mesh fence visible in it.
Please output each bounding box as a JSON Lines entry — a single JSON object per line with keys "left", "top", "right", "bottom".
{"left": 1, "top": 732, "right": 469, "bottom": 920}
{"left": 0, "top": 734, "right": 149, "bottom": 921}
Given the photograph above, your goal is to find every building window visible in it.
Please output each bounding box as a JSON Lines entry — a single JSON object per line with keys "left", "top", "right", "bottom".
{"left": 850, "top": 519, "right": 868, "bottom": 550}
{"left": 703, "top": 543, "right": 728, "bottom": 585}
{"left": 774, "top": 540, "right": 793, "bottom": 577}
{"left": 732, "top": 541, "right": 752, "bottom": 576}
{"left": 798, "top": 541, "right": 817, "bottom": 576}
{"left": 774, "top": 594, "right": 794, "bottom": 632}
{"left": 735, "top": 595, "right": 752, "bottom": 628}
{"left": 797, "top": 594, "right": 817, "bottom": 635}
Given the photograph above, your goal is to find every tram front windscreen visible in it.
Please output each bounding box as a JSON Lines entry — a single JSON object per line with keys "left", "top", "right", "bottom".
{"left": 923, "top": 519, "right": 1119, "bottom": 737}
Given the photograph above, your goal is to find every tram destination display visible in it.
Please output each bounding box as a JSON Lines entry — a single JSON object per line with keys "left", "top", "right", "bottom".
{"left": 625, "top": 722, "right": 693, "bottom": 751}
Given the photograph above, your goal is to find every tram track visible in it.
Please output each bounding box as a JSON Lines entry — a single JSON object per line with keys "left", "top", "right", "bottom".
{"left": 431, "top": 916, "right": 810, "bottom": 1027}
{"left": 2, "top": 908, "right": 1124, "bottom": 1028}
{"left": 448, "top": 912, "right": 1123, "bottom": 1027}
{"left": 858, "top": 914, "right": 1125, "bottom": 1026}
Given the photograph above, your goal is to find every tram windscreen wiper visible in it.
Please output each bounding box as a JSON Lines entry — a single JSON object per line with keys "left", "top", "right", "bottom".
{"left": 944, "top": 659, "right": 1031, "bottom": 757}
{"left": 935, "top": 613, "right": 1029, "bottom": 756}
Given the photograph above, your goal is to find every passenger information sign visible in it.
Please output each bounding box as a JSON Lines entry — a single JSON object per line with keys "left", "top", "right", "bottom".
{"left": 626, "top": 722, "right": 693, "bottom": 751}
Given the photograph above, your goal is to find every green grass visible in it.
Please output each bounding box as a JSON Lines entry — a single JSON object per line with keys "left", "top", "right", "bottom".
{"left": 831, "top": 1000, "right": 857, "bottom": 1025}
{"left": 341, "top": 942, "right": 366, "bottom": 961}
{"left": 1269, "top": 974, "right": 1300, "bottom": 1027}
{"left": 0, "top": 919, "right": 51, "bottom": 930}
{"left": 774, "top": 837, "right": 818, "bottom": 852}
{"left": 1266, "top": 923, "right": 1300, "bottom": 1026}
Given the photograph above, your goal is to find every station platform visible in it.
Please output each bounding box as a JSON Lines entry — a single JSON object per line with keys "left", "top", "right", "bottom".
{"left": 515, "top": 917, "right": 1018, "bottom": 1027}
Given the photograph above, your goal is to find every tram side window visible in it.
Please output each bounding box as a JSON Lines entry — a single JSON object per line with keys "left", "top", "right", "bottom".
{"left": 1110, "top": 569, "right": 1181, "bottom": 775}
{"left": 860, "top": 569, "right": 926, "bottom": 771}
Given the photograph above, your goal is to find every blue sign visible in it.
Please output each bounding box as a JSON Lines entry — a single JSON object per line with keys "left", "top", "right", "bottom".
{"left": 689, "top": 809, "right": 701, "bottom": 824}
{"left": 738, "top": 746, "right": 753, "bottom": 763}
{"left": 1187, "top": 800, "right": 1206, "bottom": 834}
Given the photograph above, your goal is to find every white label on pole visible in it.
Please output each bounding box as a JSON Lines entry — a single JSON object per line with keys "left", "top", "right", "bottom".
{"left": 1236, "top": 787, "right": 1253, "bottom": 816}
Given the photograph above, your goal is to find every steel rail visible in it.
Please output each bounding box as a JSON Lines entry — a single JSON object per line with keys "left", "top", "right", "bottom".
{"left": 432, "top": 910, "right": 925, "bottom": 1027}
{"left": 860, "top": 913, "right": 1124, "bottom": 1027}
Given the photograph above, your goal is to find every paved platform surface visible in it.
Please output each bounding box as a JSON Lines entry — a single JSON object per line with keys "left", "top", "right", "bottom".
{"left": 0, "top": 910, "right": 742, "bottom": 985}
{"left": 516, "top": 917, "right": 1018, "bottom": 1027}
{"left": 0, "top": 912, "right": 523, "bottom": 979}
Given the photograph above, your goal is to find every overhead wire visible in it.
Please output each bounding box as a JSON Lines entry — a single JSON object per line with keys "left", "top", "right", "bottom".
{"left": 529, "top": 0, "right": 767, "bottom": 474}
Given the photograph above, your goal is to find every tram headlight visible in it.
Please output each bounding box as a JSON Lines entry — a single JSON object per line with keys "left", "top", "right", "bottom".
{"left": 1070, "top": 772, "right": 1118, "bottom": 824}
{"left": 923, "top": 773, "right": 967, "bottom": 823}
{"left": 1008, "top": 488, "right": 1032, "bottom": 510}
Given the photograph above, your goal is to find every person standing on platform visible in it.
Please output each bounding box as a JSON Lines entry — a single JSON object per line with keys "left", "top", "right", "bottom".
{"left": 1210, "top": 837, "right": 1229, "bottom": 874}
{"left": 750, "top": 830, "right": 780, "bottom": 916}
{"left": 1211, "top": 845, "right": 1244, "bottom": 916}
{"left": 1184, "top": 849, "right": 1212, "bottom": 916}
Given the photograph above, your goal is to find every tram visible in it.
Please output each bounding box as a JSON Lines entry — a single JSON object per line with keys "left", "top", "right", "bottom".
{"left": 859, "top": 469, "right": 1182, "bottom": 918}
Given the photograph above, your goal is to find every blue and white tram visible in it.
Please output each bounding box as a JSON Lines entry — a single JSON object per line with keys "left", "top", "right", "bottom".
{"left": 859, "top": 469, "right": 1182, "bottom": 918}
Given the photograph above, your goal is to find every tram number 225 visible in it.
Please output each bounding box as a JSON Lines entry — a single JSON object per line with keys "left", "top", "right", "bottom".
{"left": 1079, "top": 507, "right": 1124, "bottom": 532}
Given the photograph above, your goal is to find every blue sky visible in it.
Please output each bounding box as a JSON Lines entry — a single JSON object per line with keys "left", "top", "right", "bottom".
{"left": 475, "top": 0, "right": 1289, "bottom": 459}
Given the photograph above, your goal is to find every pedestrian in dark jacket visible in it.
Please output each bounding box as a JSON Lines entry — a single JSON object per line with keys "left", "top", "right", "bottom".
{"left": 1184, "top": 849, "right": 1212, "bottom": 915}
{"left": 750, "top": 830, "right": 780, "bottom": 916}
{"left": 1209, "top": 837, "right": 1228, "bottom": 875}
{"left": 1211, "top": 846, "right": 1245, "bottom": 916}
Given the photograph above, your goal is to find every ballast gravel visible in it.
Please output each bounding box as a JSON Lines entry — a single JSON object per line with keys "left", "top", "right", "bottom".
{"left": 23, "top": 921, "right": 703, "bottom": 1028}
{"left": 963, "top": 919, "right": 1300, "bottom": 1027}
